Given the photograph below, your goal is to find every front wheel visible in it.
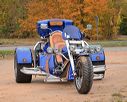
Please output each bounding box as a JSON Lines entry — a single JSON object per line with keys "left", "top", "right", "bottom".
{"left": 75, "top": 56, "right": 93, "bottom": 94}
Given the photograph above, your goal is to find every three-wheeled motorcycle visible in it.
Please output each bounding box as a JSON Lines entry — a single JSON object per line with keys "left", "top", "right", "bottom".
{"left": 14, "top": 19, "right": 106, "bottom": 94}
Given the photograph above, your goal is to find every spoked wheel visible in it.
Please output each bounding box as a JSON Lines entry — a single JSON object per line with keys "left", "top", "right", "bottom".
{"left": 14, "top": 52, "right": 32, "bottom": 83}
{"left": 75, "top": 56, "right": 93, "bottom": 94}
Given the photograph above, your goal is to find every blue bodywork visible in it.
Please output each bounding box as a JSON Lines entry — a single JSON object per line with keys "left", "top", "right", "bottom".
{"left": 63, "top": 25, "right": 83, "bottom": 40}
{"left": 39, "top": 54, "right": 56, "bottom": 73}
{"left": 37, "top": 19, "right": 73, "bottom": 37}
{"left": 68, "top": 65, "right": 74, "bottom": 80}
{"left": 37, "top": 19, "right": 105, "bottom": 80}
{"left": 48, "top": 55, "right": 56, "bottom": 75}
{"left": 15, "top": 48, "right": 32, "bottom": 64}
{"left": 90, "top": 49, "right": 105, "bottom": 61}
{"left": 16, "top": 19, "right": 105, "bottom": 81}
{"left": 39, "top": 53, "right": 74, "bottom": 80}
{"left": 39, "top": 54, "right": 47, "bottom": 71}
{"left": 16, "top": 19, "right": 75, "bottom": 80}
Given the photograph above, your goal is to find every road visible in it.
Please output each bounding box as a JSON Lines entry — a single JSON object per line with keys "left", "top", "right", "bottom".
{"left": 0, "top": 45, "right": 127, "bottom": 51}
{"left": 0, "top": 47, "right": 127, "bottom": 102}
{"left": 0, "top": 45, "right": 33, "bottom": 50}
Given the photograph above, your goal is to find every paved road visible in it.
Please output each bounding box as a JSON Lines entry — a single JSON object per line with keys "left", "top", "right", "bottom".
{"left": 104, "top": 47, "right": 127, "bottom": 51}
{"left": 0, "top": 45, "right": 127, "bottom": 51}
{"left": 0, "top": 49, "right": 127, "bottom": 102}
{"left": 0, "top": 45, "right": 33, "bottom": 50}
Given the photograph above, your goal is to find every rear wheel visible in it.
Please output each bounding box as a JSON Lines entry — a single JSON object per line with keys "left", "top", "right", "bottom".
{"left": 14, "top": 53, "right": 32, "bottom": 83}
{"left": 75, "top": 56, "right": 93, "bottom": 94}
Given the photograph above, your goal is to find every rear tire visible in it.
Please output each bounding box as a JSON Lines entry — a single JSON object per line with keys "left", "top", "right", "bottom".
{"left": 75, "top": 56, "right": 93, "bottom": 94}
{"left": 14, "top": 53, "right": 32, "bottom": 83}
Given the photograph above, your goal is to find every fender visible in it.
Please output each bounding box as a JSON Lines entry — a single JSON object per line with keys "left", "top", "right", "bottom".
{"left": 90, "top": 49, "right": 105, "bottom": 61}
{"left": 15, "top": 47, "right": 32, "bottom": 64}
{"left": 68, "top": 65, "right": 74, "bottom": 81}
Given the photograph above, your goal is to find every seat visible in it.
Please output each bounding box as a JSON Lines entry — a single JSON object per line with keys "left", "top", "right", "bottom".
{"left": 50, "top": 31, "right": 65, "bottom": 49}
{"left": 50, "top": 31, "right": 65, "bottom": 63}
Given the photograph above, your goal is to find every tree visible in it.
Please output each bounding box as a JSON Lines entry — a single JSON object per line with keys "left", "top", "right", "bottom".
{"left": 18, "top": 0, "right": 119, "bottom": 39}
{"left": 80, "top": 0, "right": 119, "bottom": 39}
{"left": 0, "top": 0, "right": 28, "bottom": 38}
{"left": 18, "top": 0, "right": 80, "bottom": 38}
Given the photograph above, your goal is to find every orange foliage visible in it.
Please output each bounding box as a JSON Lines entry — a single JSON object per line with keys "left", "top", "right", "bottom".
{"left": 85, "top": 0, "right": 108, "bottom": 15}
{"left": 18, "top": 0, "right": 117, "bottom": 39}
{"left": 18, "top": 0, "right": 81, "bottom": 37}
{"left": 81, "top": 0, "right": 115, "bottom": 39}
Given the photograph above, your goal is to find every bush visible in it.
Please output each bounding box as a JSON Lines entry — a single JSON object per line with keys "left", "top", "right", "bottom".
{"left": 119, "top": 17, "right": 127, "bottom": 35}
{"left": 0, "top": 0, "right": 27, "bottom": 38}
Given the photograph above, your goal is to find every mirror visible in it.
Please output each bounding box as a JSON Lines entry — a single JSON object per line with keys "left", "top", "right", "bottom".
{"left": 86, "top": 24, "right": 92, "bottom": 30}
{"left": 40, "top": 24, "right": 48, "bottom": 29}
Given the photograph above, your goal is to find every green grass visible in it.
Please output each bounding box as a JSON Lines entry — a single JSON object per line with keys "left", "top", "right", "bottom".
{"left": 89, "top": 41, "right": 127, "bottom": 47}
{"left": 0, "top": 38, "right": 127, "bottom": 47}
{"left": 0, "top": 50, "right": 14, "bottom": 58}
{"left": 0, "top": 38, "right": 39, "bottom": 45}
{"left": 112, "top": 93, "right": 124, "bottom": 102}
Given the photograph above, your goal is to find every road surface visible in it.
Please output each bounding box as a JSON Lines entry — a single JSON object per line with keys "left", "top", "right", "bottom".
{"left": 0, "top": 47, "right": 127, "bottom": 102}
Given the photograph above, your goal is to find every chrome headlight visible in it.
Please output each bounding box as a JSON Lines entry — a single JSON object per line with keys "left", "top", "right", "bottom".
{"left": 90, "top": 47, "right": 95, "bottom": 53}
{"left": 69, "top": 45, "right": 76, "bottom": 52}
{"left": 96, "top": 46, "right": 102, "bottom": 52}
{"left": 40, "top": 24, "right": 48, "bottom": 29}
{"left": 83, "top": 46, "right": 89, "bottom": 53}
{"left": 54, "top": 48, "right": 59, "bottom": 53}
{"left": 47, "top": 47, "right": 53, "bottom": 53}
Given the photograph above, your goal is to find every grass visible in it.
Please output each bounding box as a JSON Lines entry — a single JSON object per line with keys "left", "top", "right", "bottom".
{"left": 116, "top": 35, "right": 127, "bottom": 41}
{"left": 0, "top": 38, "right": 39, "bottom": 46}
{"left": 89, "top": 40, "right": 127, "bottom": 47}
{"left": 112, "top": 93, "right": 124, "bottom": 102}
{"left": 0, "top": 37, "right": 127, "bottom": 47}
{"left": 0, "top": 50, "right": 14, "bottom": 58}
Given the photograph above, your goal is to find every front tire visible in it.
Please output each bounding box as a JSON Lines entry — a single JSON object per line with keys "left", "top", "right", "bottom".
{"left": 14, "top": 53, "right": 32, "bottom": 83}
{"left": 75, "top": 56, "right": 93, "bottom": 94}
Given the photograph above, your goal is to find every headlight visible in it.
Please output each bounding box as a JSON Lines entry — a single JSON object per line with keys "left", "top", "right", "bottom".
{"left": 47, "top": 47, "right": 53, "bottom": 53}
{"left": 40, "top": 24, "right": 48, "bottom": 29}
{"left": 90, "top": 47, "right": 95, "bottom": 53}
{"left": 96, "top": 46, "right": 102, "bottom": 52}
{"left": 54, "top": 48, "right": 59, "bottom": 53}
{"left": 83, "top": 46, "right": 89, "bottom": 53}
{"left": 69, "top": 45, "right": 76, "bottom": 52}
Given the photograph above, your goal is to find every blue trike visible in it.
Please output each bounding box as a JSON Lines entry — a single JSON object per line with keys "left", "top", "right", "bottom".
{"left": 14, "top": 19, "right": 106, "bottom": 94}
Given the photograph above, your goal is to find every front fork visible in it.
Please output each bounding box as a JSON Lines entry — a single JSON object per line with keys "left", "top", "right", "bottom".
{"left": 65, "top": 40, "right": 77, "bottom": 76}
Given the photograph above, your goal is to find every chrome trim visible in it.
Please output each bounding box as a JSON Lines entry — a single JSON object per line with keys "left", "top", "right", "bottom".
{"left": 59, "top": 53, "right": 69, "bottom": 61}
{"left": 21, "top": 67, "right": 47, "bottom": 75}
{"left": 65, "top": 40, "right": 90, "bottom": 76}
{"left": 84, "top": 41, "right": 89, "bottom": 46}
{"left": 21, "top": 67, "right": 67, "bottom": 82}
{"left": 33, "top": 41, "right": 43, "bottom": 68}
{"left": 65, "top": 40, "right": 76, "bottom": 76}
{"left": 93, "top": 65, "right": 106, "bottom": 72}
{"left": 44, "top": 74, "right": 67, "bottom": 82}
{"left": 93, "top": 74, "right": 104, "bottom": 80}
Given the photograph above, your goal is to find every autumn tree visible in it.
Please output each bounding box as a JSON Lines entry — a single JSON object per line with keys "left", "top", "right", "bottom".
{"left": 79, "top": 0, "right": 119, "bottom": 40}
{"left": 0, "top": 0, "right": 125, "bottom": 39}
{"left": 0, "top": 0, "right": 28, "bottom": 38}
{"left": 18, "top": 0, "right": 120, "bottom": 39}
{"left": 18, "top": 0, "right": 81, "bottom": 38}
